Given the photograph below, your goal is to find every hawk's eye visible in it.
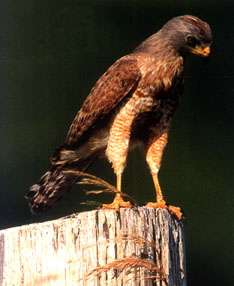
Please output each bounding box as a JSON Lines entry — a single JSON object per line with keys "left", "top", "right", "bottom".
{"left": 186, "top": 35, "right": 197, "bottom": 46}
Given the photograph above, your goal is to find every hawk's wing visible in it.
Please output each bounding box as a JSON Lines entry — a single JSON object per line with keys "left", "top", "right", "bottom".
{"left": 66, "top": 56, "right": 141, "bottom": 146}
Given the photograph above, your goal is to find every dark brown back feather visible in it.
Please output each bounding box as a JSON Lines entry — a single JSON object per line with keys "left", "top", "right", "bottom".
{"left": 65, "top": 56, "right": 141, "bottom": 147}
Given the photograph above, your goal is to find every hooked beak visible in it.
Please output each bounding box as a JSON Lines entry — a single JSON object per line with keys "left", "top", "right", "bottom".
{"left": 191, "top": 45, "right": 210, "bottom": 57}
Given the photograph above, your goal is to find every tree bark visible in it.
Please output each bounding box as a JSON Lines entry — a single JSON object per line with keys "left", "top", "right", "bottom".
{"left": 0, "top": 207, "right": 186, "bottom": 286}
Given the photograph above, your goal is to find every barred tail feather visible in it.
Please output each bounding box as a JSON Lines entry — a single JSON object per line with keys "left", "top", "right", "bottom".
{"left": 25, "top": 165, "right": 79, "bottom": 213}
{"left": 25, "top": 153, "right": 100, "bottom": 213}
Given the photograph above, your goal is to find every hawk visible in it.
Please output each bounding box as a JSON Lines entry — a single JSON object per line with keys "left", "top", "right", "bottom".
{"left": 26, "top": 15, "right": 212, "bottom": 218}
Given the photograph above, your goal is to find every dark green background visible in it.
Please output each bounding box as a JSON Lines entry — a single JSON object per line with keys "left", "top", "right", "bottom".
{"left": 0, "top": 1, "right": 233, "bottom": 285}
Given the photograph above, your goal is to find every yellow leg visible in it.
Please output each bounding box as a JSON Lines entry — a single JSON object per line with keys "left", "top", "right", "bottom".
{"left": 146, "top": 173, "right": 182, "bottom": 220}
{"left": 117, "top": 173, "right": 121, "bottom": 192}
{"left": 102, "top": 173, "right": 132, "bottom": 211}
{"left": 152, "top": 173, "right": 166, "bottom": 204}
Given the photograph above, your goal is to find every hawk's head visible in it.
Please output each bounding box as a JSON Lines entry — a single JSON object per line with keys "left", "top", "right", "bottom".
{"left": 162, "top": 15, "right": 213, "bottom": 57}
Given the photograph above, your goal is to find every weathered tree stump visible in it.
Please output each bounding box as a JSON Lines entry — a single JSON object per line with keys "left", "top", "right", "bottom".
{"left": 0, "top": 207, "right": 186, "bottom": 285}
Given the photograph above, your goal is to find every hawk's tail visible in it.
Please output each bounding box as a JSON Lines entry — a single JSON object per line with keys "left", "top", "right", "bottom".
{"left": 25, "top": 159, "right": 95, "bottom": 213}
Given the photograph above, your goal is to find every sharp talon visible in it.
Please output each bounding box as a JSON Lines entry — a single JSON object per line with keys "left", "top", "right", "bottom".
{"left": 168, "top": 205, "right": 183, "bottom": 220}
{"left": 103, "top": 194, "right": 133, "bottom": 211}
{"left": 146, "top": 200, "right": 167, "bottom": 208}
{"left": 148, "top": 174, "right": 183, "bottom": 219}
{"left": 146, "top": 201, "right": 182, "bottom": 220}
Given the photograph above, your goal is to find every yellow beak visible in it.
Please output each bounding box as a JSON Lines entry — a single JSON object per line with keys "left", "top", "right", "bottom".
{"left": 192, "top": 45, "right": 210, "bottom": 57}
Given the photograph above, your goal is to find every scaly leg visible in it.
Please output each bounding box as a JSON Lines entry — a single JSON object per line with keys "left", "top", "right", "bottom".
{"left": 102, "top": 173, "right": 132, "bottom": 211}
{"left": 152, "top": 173, "right": 166, "bottom": 205}
{"left": 145, "top": 131, "right": 182, "bottom": 219}
{"left": 146, "top": 173, "right": 182, "bottom": 219}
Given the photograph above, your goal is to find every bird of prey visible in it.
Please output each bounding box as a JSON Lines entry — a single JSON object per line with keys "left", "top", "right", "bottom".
{"left": 25, "top": 15, "right": 212, "bottom": 218}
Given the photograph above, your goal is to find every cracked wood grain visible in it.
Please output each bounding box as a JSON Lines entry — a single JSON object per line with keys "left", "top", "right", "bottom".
{"left": 0, "top": 207, "right": 186, "bottom": 286}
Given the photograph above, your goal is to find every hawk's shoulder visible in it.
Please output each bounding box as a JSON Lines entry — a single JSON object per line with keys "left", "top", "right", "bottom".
{"left": 66, "top": 55, "right": 142, "bottom": 146}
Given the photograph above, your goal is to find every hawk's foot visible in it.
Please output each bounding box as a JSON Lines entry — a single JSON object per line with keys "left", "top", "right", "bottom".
{"left": 103, "top": 194, "right": 133, "bottom": 211}
{"left": 146, "top": 201, "right": 182, "bottom": 220}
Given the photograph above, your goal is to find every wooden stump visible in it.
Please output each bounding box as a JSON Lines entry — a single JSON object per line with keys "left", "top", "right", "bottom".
{"left": 0, "top": 207, "right": 186, "bottom": 285}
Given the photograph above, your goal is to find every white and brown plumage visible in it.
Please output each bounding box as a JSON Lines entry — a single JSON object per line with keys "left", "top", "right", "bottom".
{"left": 26, "top": 15, "right": 212, "bottom": 218}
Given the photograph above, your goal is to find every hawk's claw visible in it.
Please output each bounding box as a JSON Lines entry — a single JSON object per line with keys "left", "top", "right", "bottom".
{"left": 103, "top": 194, "right": 133, "bottom": 211}
{"left": 146, "top": 201, "right": 182, "bottom": 220}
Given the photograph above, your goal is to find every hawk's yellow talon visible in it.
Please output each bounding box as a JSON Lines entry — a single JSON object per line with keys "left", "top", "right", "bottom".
{"left": 103, "top": 193, "right": 133, "bottom": 211}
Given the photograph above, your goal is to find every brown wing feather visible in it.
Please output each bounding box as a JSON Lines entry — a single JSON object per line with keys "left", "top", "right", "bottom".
{"left": 66, "top": 55, "right": 141, "bottom": 146}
